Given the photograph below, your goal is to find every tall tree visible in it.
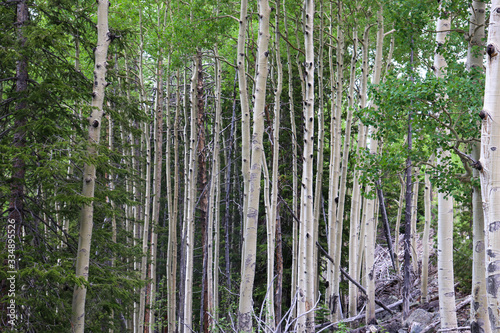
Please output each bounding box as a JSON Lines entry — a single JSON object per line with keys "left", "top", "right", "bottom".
{"left": 480, "top": 1, "right": 500, "bottom": 331}
{"left": 434, "top": 3, "right": 458, "bottom": 331}
{"left": 238, "top": 1, "right": 271, "bottom": 331}
{"left": 71, "top": 1, "right": 111, "bottom": 332}
{"left": 467, "top": 1, "right": 489, "bottom": 331}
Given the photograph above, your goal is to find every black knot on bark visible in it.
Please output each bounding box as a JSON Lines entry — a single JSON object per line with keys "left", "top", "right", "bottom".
{"left": 479, "top": 110, "right": 487, "bottom": 119}
{"left": 264, "top": 51, "right": 269, "bottom": 57}
{"left": 92, "top": 120, "right": 99, "bottom": 128}
{"left": 473, "top": 160, "right": 483, "bottom": 171}
{"left": 487, "top": 44, "right": 497, "bottom": 58}
{"left": 91, "top": 92, "right": 96, "bottom": 98}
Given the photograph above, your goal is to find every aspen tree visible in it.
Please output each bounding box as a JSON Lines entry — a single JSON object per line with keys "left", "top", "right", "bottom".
{"left": 166, "top": 67, "right": 180, "bottom": 333}
{"left": 343, "top": 25, "right": 358, "bottom": 318}
{"left": 466, "top": 1, "right": 489, "bottom": 331}
{"left": 480, "top": 1, "right": 500, "bottom": 331}
{"left": 265, "top": 1, "right": 283, "bottom": 328}
{"left": 421, "top": 165, "right": 432, "bottom": 303}
{"left": 297, "top": 0, "right": 315, "bottom": 330}
{"left": 352, "top": 24, "right": 371, "bottom": 289}
{"left": 312, "top": 0, "right": 324, "bottom": 304}
{"left": 238, "top": 1, "right": 271, "bottom": 330}
{"left": 434, "top": 3, "right": 458, "bottom": 330}
{"left": 283, "top": 0, "right": 299, "bottom": 312}
{"left": 147, "top": 39, "right": 164, "bottom": 333}
{"left": 207, "top": 47, "right": 222, "bottom": 327}
{"left": 364, "top": 6, "right": 384, "bottom": 325}
{"left": 328, "top": 0, "right": 344, "bottom": 321}
{"left": 183, "top": 58, "right": 199, "bottom": 333}
{"left": 71, "top": 1, "right": 111, "bottom": 332}
{"left": 237, "top": 0, "right": 251, "bottom": 265}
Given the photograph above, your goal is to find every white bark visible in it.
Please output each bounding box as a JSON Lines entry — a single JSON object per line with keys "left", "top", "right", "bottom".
{"left": 183, "top": 59, "right": 199, "bottom": 333}
{"left": 328, "top": 2, "right": 344, "bottom": 320}
{"left": 481, "top": 2, "right": 500, "bottom": 331}
{"left": 71, "top": 1, "right": 110, "bottom": 332}
{"left": 434, "top": 7, "right": 458, "bottom": 331}
{"left": 297, "top": 0, "right": 315, "bottom": 330}
{"left": 238, "top": 1, "right": 271, "bottom": 331}
{"left": 364, "top": 6, "right": 384, "bottom": 325}
{"left": 467, "top": 2, "right": 489, "bottom": 331}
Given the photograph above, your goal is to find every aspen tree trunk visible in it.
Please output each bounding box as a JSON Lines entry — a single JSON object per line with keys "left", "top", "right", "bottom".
{"left": 342, "top": 25, "right": 358, "bottom": 319}
{"left": 467, "top": 2, "right": 489, "bottom": 331}
{"left": 166, "top": 68, "right": 180, "bottom": 333}
{"left": 283, "top": 0, "right": 299, "bottom": 312}
{"left": 434, "top": 6, "right": 458, "bottom": 331}
{"left": 71, "top": 1, "right": 111, "bottom": 332}
{"left": 297, "top": 0, "right": 315, "bottom": 330}
{"left": 352, "top": 25, "right": 370, "bottom": 288}
{"left": 237, "top": 0, "right": 251, "bottom": 268}
{"left": 178, "top": 66, "right": 189, "bottom": 333}
{"left": 183, "top": 59, "right": 199, "bottom": 333}
{"left": 480, "top": 1, "right": 500, "bottom": 331}
{"left": 138, "top": 119, "right": 152, "bottom": 333}
{"left": 207, "top": 47, "right": 222, "bottom": 327}
{"left": 421, "top": 165, "right": 432, "bottom": 303}
{"left": 238, "top": 2, "right": 271, "bottom": 331}
{"left": 312, "top": 0, "right": 324, "bottom": 305}
{"left": 328, "top": 0, "right": 344, "bottom": 320}
{"left": 364, "top": 6, "right": 384, "bottom": 325}
{"left": 266, "top": 1, "right": 283, "bottom": 328}
{"left": 147, "top": 46, "right": 164, "bottom": 333}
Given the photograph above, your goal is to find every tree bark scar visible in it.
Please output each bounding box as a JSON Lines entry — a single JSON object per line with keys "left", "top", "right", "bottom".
{"left": 487, "top": 274, "right": 500, "bottom": 295}
{"left": 489, "top": 221, "right": 500, "bottom": 232}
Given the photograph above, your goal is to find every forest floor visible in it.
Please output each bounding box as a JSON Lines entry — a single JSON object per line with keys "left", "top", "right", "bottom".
{"left": 341, "top": 228, "right": 472, "bottom": 333}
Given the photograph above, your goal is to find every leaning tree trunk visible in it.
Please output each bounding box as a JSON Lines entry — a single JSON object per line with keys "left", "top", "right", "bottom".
{"left": 480, "top": 1, "right": 500, "bottom": 331}
{"left": 434, "top": 5, "right": 458, "bottom": 331}
{"left": 238, "top": 1, "right": 271, "bottom": 331}
{"left": 71, "top": 1, "right": 111, "bottom": 332}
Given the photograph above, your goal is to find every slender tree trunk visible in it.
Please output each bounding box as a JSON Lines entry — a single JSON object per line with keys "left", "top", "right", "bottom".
{"left": 266, "top": 1, "right": 283, "bottom": 327}
{"left": 328, "top": 1, "right": 344, "bottom": 321}
{"left": 343, "top": 24, "right": 358, "bottom": 319}
{"left": 467, "top": 2, "right": 489, "bottom": 331}
{"left": 282, "top": 0, "right": 299, "bottom": 315}
{"left": 238, "top": 2, "right": 271, "bottom": 331}
{"left": 297, "top": 0, "right": 315, "bottom": 330}
{"left": 411, "top": 168, "right": 420, "bottom": 273}
{"left": 421, "top": 164, "right": 432, "bottom": 303}
{"left": 237, "top": 0, "right": 251, "bottom": 275}
{"left": 364, "top": 6, "right": 384, "bottom": 325}
{"left": 434, "top": 5, "right": 458, "bottom": 331}
{"left": 312, "top": 0, "right": 324, "bottom": 305}
{"left": 480, "top": 1, "right": 500, "bottom": 331}
{"left": 147, "top": 44, "right": 164, "bottom": 333}
{"left": 183, "top": 58, "right": 199, "bottom": 333}
{"left": 71, "top": 1, "right": 111, "bottom": 332}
